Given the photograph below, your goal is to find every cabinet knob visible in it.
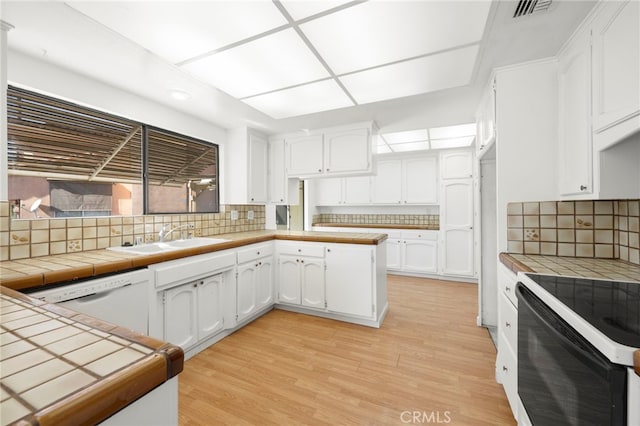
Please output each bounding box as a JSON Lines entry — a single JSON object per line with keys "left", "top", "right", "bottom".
{"left": 298, "top": 249, "right": 301, "bottom": 252}
{"left": 327, "top": 249, "right": 331, "bottom": 253}
{"left": 326, "top": 168, "right": 330, "bottom": 172}
{"left": 318, "top": 169, "right": 322, "bottom": 172}
{"left": 505, "top": 322, "right": 511, "bottom": 328}
{"left": 505, "top": 286, "right": 511, "bottom": 292}
{"left": 296, "top": 259, "right": 300, "bottom": 262}
{"left": 257, "top": 251, "right": 260, "bottom": 255}
{"left": 193, "top": 283, "right": 198, "bottom": 288}
{"left": 502, "top": 365, "right": 508, "bottom": 372}
{"left": 580, "top": 185, "right": 587, "bottom": 191}
{"left": 301, "top": 260, "right": 304, "bottom": 263}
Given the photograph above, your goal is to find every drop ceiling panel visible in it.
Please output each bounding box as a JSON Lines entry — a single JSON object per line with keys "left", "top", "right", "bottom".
{"left": 180, "top": 29, "right": 330, "bottom": 99}
{"left": 242, "top": 79, "right": 354, "bottom": 119}
{"left": 381, "top": 129, "right": 429, "bottom": 144}
{"left": 67, "top": 1, "right": 287, "bottom": 64}
{"left": 279, "top": 1, "right": 354, "bottom": 20}
{"left": 341, "top": 45, "right": 479, "bottom": 105}
{"left": 430, "top": 123, "right": 477, "bottom": 139}
{"left": 300, "top": 1, "right": 491, "bottom": 74}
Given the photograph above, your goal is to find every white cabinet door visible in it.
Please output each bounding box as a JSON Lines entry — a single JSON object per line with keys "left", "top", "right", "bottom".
{"left": 404, "top": 156, "right": 438, "bottom": 204}
{"left": 324, "top": 127, "right": 371, "bottom": 174}
{"left": 440, "top": 150, "right": 473, "bottom": 179}
{"left": 372, "top": 159, "right": 402, "bottom": 204}
{"left": 256, "top": 257, "right": 273, "bottom": 308}
{"left": 163, "top": 283, "right": 198, "bottom": 350}
{"left": 286, "top": 134, "right": 324, "bottom": 176}
{"left": 269, "top": 138, "right": 286, "bottom": 204}
{"left": 343, "top": 176, "right": 371, "bottom": 204}
{"left": 236, "top": 262, "right": 257, "bottom": 323}
{"left": 476, "top": 78, "right": 496, "bottom": 155}
{"left": 197, "top": 275, "right": 224, "bottom": 341}
{"left": 278, "top": 255, "right": 301, "bottom": 304}
{"left": 315, "top": 178, "right": 343, "bottom": 205}
{"left": 402, "top": 240, "right": 437, "bottom": 273}
{"left": 441, "top": 179, "right": 474, "bottom": 277}
{"left": 558, "top": 30, "right": 592, "bottom": 196}
{"left": 301, "top": 258, "right": 325, "bottom": 309}
{"left": 386, "top": 238, "right": 402, "bottom": 270}
{"left": 248, "top": 133, "right": 268, "bottom": 203}
{"left": 591, "top": 1, "right": 640, "bottom": 139}
{"left": 325, "top": 244, "right": 373, "bottom": 318}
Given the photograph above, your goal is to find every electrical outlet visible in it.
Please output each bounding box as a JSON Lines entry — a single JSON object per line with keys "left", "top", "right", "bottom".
{"left": 247, "top": 210, "right": 254, "bottom": 220}
{"left": 231, "top": 210, "right": 238, "bottom": 220}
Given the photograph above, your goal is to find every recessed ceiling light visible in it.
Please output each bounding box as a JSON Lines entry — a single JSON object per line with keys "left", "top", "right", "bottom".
{"left": 169, "top": 89, "right": 191, "bottom": 101}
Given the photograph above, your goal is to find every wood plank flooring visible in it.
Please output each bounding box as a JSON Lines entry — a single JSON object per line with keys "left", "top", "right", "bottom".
{"left": 178, "top": 275, "right": 516, "bottom": 425}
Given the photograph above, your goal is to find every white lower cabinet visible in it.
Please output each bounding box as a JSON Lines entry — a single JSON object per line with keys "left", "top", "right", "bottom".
{"left": 496, "top": 262, "right": 520, "bottom": 421}
{"left": 163, "top": 273, "right": 224, "bottom": 350}
{"left": 277, "top": 242, "right": 325, "bottom": 308}
{"left": 386, "top": 230, "right": 438, "bottom": 275}
{"left": 236, "top": 243, "right": 274, "bottom": 323}
{"left": 325, "top": 244, "right": 373, "bottom": 318}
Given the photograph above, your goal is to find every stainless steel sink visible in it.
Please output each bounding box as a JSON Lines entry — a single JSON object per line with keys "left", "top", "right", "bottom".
{"left": 107, "top": 237, "right": 231, "bottom": 255}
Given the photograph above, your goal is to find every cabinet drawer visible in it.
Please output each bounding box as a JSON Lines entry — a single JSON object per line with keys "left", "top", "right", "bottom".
{"left": 277, "top": 242, "right": 325, "bottom": 257}
{"left": 498, "top": 265, "right": 518, "bottom": 307}
{"left": 401, "top": 230, "right": 438, "bottom": 241}
{"left": 237, "top": 243, "right": 274, "bottom": 263}
{"left": 496, "top": 341, "right": 519, "bottom": 419}
{"left": 499, "top": 292, "right": 517, "bottom": 354}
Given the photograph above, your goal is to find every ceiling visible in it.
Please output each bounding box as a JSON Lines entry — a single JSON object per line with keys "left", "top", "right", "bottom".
{"left": 1, "top": 0, "right": 597, "bottom": 135}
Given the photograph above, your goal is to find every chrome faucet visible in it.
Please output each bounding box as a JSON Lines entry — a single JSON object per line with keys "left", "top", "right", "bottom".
{"left": 159, "top": 223, "right": 194, "bottom": 242}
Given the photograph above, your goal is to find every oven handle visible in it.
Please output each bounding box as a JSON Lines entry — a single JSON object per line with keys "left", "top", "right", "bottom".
{"left": 516, "top": 283, "right": 612, "bottom": 377}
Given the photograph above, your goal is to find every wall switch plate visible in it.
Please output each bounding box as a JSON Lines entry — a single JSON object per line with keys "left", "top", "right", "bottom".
{"left": 231, "top": 210, "right": 238, "bottom": 220}
{"left": 247, "top": 210, "right": 254, "bottom": 220}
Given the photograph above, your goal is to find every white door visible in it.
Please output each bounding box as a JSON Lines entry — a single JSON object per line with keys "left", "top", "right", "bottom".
{"left": 315, "top": 178, "right": 343, "bottom": 205}
{"left": 256, "top": 257, "right": 274, "bottom": 308}
{"left": 248, "top": 133, "right": 268, "bottom": 203}
{"left": 301, "top": 258, "right": 325, "bottom": 309}
{"left": 558, "top": 30, "right": 592, "bottom": 196}
{"left": 268, "top": 138, "right": 286, "bottom": 204}
{"left": 197, "top": 274, "right": 224, "bottom": 341}
{"left": 236, "top": 262, "right": 257, "bottom": 322}
{"left": 164, "top": 283, "right": 198, "bottom": 350}
{"left": 441, "top": 179, "right": 474, "bottom": 276}
{"left": 403, "top": 156, "right": 438, "bottom": 204}
{"left": 277, "top": 255, "right": 301, "bottom": 304}
{"left": 325, "top": 245, "right": 373, "bottom": 318}
{"left": 402, "top": 240, "right": 437, "bottom": 273}
{"left": 343, "top": 176, "right": 371, "bottom": 204}
{"left": 386, "top": 238, "right": 402, "bottom": 270}
{"left": 591, "top": 0, "right": 640, "bottom": 133}
{"left": 372, "top": 159, "right": 402, "bottom": 203}
{"left": 286, "top": 134, "right": 323, "bottom": 176}
{"left": 324, "top": 128, "right": 370, "bottom": 174}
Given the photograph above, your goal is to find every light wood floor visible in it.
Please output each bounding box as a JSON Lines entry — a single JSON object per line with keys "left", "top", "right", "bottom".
{"left": 178, "top": 275, "right": 516, "bottom": 425}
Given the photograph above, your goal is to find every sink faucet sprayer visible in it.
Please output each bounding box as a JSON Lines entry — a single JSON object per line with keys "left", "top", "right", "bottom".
{"left": 159, "top": 223, "right": 195, "bottom": 242}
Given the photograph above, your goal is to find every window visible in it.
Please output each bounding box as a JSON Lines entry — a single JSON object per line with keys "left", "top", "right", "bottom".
{"left": 6, "top": 86, "right": 219, "bottom": 217}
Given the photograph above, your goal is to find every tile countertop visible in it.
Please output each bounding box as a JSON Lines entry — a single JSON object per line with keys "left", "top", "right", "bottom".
{"left": 0, "top": 286, "right": 183, "bottom": 426}
{"left": 500, "top": 252, "right": 640, "bottom": 282}
{"left": 0, "top": 230, "right": 388, "bottom": 292}
{"left": 312, "top": 223, "right": 440, "bottom": 230}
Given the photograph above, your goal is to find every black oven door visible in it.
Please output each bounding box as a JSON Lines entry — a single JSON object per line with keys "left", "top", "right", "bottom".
{"left": 517, "top": 283, "right": 627, "bottom": 426}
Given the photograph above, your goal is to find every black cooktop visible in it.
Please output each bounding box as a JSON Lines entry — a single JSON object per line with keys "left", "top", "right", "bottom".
{"left": 525, "top": 274, "right": 640, "bottom": 348}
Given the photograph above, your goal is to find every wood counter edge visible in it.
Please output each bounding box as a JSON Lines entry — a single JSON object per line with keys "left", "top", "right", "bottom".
{"left": 499, "top": 253, "right": 535, "bottom": 274}
{"left": 635, "top": 350, "right": 640, "bottom": 377}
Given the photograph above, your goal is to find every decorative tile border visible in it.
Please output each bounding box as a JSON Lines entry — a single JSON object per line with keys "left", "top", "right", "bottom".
{"left": 313, "top": 213, "right": 439, "bottom": 227}
{"left": 507, "top": 200, "right": 640, "bottom": 266}
{"left": 0, "top": 202, "right": 265, "bottom": 260}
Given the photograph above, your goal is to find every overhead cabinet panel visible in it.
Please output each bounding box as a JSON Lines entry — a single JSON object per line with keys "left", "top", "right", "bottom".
{"left": 324, "top": 128, "right": 370, "bottom": 173}
{"left": 286, "top": 134, "right": 324, "bottom": 176}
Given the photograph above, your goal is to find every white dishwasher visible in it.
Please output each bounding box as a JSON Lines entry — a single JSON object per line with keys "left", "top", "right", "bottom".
{"left": 27, "top": 269, "right": 150, "bottom": 335}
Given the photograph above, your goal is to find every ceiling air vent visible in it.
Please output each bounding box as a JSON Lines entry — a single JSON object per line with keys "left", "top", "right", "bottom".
{"left": 513, "top": 0, "right": 552, "bottom": 18}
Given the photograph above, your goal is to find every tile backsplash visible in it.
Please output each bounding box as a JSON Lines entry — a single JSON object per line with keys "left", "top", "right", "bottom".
{"left": 312, "top": 213, "right": 439, "bottom": 227}
{"left": 0, "top": 202, "right": 265, "bottom": 261}
{"left": 507, "top": 200, "right": 639, "bottom": 265}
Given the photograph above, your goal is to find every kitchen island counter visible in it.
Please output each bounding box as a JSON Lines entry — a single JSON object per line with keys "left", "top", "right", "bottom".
{"left": 0, "top": 230, "right": 387, "bottom": 291}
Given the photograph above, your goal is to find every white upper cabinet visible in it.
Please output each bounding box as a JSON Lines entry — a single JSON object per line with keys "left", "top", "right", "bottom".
{"left": 315, "top": 177, "right": 343, "bottom": 205}
{"left": 476, "top": 77, "right": 496, "bottom": 157}
{"left": 268, "top": 138, "right": 299, "bottom": 205}
{"left": 591, "top": 0, "right": 640, "bottom": 150}
{"left": 284, "top": 122, "right": 375, "bottom": 178}
{"left": 225, "top": 127, "right": 269, "bottom": 204}
{"left": 440, "top": 150, "right": 473, "bottom": 180}
{"left": 558, "top": 29, "right": 592, "bottom": 196}
{"left": 315, "top": 175, "right": 372, "bottom": 206}
{"left": 371, "top": 154, "right": 437, "bottom": 205}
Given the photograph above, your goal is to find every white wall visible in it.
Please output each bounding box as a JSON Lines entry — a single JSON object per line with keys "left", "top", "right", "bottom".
{"left": 7, "top": 50, "right": 227, "bottom": 144}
